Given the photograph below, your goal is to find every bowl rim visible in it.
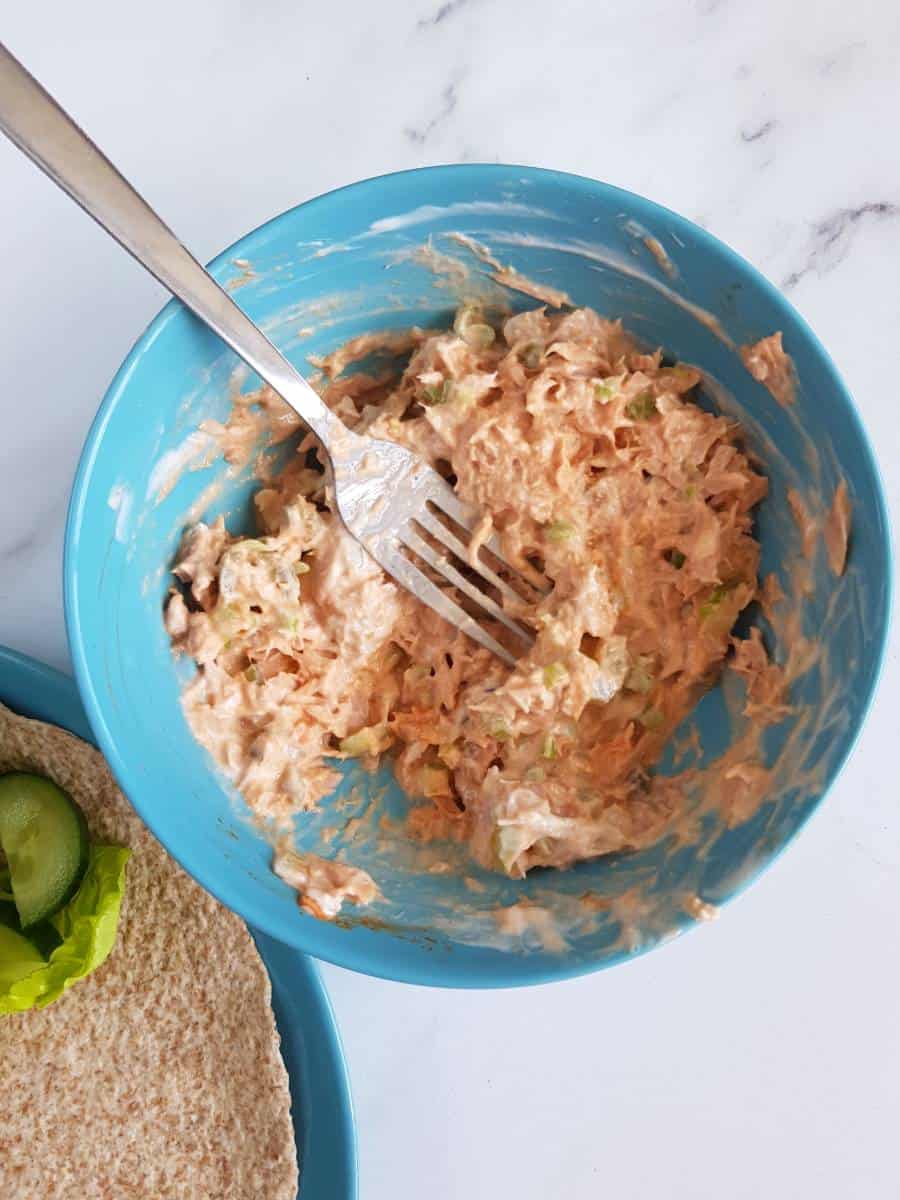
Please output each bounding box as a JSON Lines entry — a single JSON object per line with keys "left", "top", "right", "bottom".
{"left": 64, "top": 163, "right": 894, "bottom": 988}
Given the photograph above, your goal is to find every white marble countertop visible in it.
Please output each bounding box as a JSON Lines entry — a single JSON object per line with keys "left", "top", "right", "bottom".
{"left": 1, "top": 3, "right": 898, "bottom": 1197}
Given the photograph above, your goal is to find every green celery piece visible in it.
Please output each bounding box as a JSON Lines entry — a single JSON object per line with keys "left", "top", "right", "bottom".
{"left": 625, "top": 391, "right": 657, "bottom": 420}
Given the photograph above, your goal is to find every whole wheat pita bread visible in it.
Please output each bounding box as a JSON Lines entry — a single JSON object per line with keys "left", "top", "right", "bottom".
{"left": 0, "top": 702, "right": 298, "bottom": 1200}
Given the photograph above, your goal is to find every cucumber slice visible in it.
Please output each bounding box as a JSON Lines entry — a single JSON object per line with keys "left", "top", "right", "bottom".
{"left": 0, "top": 773, "right": 89, "bottom": 928}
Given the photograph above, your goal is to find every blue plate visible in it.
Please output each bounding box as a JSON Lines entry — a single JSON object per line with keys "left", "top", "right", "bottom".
{"left": 0, "top": 644, "right": 357, "bottom": 1200}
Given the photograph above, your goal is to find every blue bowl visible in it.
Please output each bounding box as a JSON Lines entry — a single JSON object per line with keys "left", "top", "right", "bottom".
{"left": 65, "top": 165, "right": 892, "bottom": 987}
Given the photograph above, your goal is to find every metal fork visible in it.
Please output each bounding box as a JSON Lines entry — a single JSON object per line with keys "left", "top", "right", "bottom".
{"left": 0, "top": 43, "right": 544, "bottom": 666}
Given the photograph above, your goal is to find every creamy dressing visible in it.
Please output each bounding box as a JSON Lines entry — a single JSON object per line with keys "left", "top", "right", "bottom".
{"left": 146, "top": 431, "right": 217, "bottom": 502}
{"left": 824, "top": 480, "right": 851, "bottom": 576}
{"left": 272, "top": 844, "right": 377, "bottom": 919}
{"left": 446, "top": 232, "right": 574, "bottom": 307}
{"left": 107, "top": 482, "right": 133, "bottom": 544}
{"left": 226, "top": 257, "right": 258, "bottom": 291}
{"left": 493, "top": 900, "right": 570, "bottom": 953}
{"left": 623, "top": 218, "right": 678, "bottom": 279}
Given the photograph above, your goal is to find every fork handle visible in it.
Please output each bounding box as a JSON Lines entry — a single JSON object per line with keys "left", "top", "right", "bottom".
{"left": 0, "top": 42, "right": 342, "bottom": 448}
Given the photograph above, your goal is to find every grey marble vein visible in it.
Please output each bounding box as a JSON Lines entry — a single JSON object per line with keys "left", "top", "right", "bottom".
{"left": 0, "top": 491, "right": 66, "bottom": 570}
{"left": 0, "top": 527, "right": 40, "bottom": 565}
{"left": 416, "top": 0, "right": 474, "bottom": 30}
{"left": 405, "top": 81, "right": 459, "bottom": 145}
{"left": 782, "top": 201, "right": 900, "bottom": 290}
{"left": 740, "top": 119, "right": 777, "bottom": 144}
{"left": 819, "top": 40, "right": 867, "bottom": 76}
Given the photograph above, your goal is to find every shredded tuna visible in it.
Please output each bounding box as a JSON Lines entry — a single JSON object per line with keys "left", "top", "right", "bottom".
{"left": 740, "top": 332, "right": 796, "bottom": 407}
{"left": 169, "top": 305, "right": 770, "bottom": 908}
{"left": 730, "top": 628, "right": 791, "bottom": 724}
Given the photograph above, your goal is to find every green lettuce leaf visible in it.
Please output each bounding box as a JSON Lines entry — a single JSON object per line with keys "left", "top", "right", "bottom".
{"left": 0, "top": 845, "right": 130, "bottom": 1015}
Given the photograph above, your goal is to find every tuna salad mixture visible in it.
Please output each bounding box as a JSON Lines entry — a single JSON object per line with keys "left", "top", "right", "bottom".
{"left": 166, "top": 305, "right": 770, "bottom": 917}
